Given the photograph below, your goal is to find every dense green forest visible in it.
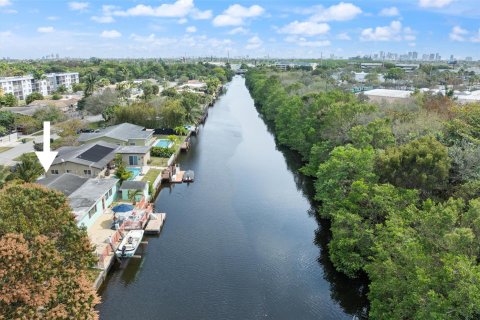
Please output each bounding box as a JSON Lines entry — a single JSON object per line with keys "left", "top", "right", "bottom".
{"left": 246, "top": 69, "right": 480, "bottom": 319}
{"left": 0, "top": 59, "right": 233, "bottom": 84}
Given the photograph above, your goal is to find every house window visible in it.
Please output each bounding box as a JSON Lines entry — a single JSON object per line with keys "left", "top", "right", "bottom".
{"left": 129, "top": 142, "right": 136, "bottom": 146}
{"left": 108, "top": 188, "right": 113, "bottom": 197}
{"left": 66, "top": 170, "right": 71, "bottom": 173}
{"left": 88, "top": 206, "right": 96, "bottom": 218}
{"left": 84, "top": 169, "right": 92, "bottom": 175}
{"left": 51, "top": 169, "right": 59, "bottom": 174}
{"left": 128, "top": 155, "right": 138, "bottom": 166}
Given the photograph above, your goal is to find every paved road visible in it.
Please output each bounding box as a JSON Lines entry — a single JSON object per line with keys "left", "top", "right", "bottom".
{"left": 0, "top": 113, "right": 102, "bottom": 166}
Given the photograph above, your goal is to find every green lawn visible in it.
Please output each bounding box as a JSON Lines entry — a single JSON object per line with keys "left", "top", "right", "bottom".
{"left": 88, "top": 120, "right": 107, "bottom": 130}
{"left": 0, "top": 147, "right": 13, "bottom": 153}
{"left": 149, "top": 157, "right": 169, "bottom": 167}
{"left": 142, "top": 168, "right": 162, "bottom": 183}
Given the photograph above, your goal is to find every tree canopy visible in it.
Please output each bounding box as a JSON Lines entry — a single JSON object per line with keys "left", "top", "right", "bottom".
{"left": 0, "top": 183, "right": 99, "bottom": 319}
{"left": 245, "top": 67, "right": 480, "bottom": 318}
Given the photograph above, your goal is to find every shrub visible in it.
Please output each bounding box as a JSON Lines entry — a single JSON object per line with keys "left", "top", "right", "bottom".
{"left": 151, "top": 146, "right": 174, "bottom": 158}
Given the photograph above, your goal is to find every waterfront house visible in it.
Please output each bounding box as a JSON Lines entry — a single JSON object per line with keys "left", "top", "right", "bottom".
{"left": 38, "top": 173, "right": 119, "bottom": 229}
{"left": 119, "top": 180, "right": 150, "bottom": 202}
{"left": 116, "top": 145, "right": 151, "bottom": 167}
{"left": 49, "top": 141, "right": 118, "bottom": 178}
{"left": 78, "top": 122, "right": 154, "bottom": 146}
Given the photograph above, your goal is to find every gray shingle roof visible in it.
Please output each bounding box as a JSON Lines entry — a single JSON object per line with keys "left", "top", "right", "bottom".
{"left": 38, "top": 173, "right": 119, "bottom": 222}
{"left": 53, "top": 141, "right": 118, "bottom": 169}
{"left": 37, "top": 173, "right": 88, "bottom": 196}
{"left": 69, "top": 178, "right": 119, "bottom": 221}
{"left": 116, "top": 146, "right": 150, "bottom": 154}
{"left": 119, "top": 180, "right": 147, "bottom": 190}
{"left": 77, "top": 122, "right": 152, "bottom": 143}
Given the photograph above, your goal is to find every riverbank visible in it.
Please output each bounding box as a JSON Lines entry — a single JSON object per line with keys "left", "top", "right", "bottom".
{"left": 90, "top": 85, "right": 225, "bottom": 291}
{"left": 98, "top": 76, "right": 363, "bottom": 319}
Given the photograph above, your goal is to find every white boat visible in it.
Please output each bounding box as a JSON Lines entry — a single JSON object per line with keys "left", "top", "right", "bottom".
{"left": 183, "top": 170, "right": 194, "bottom": 182}
{"left": 115, "top": 230, "right": 144, "bottom": 258}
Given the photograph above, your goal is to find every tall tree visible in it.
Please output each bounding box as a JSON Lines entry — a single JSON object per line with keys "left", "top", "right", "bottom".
{"left": 9, "top": 154, "right": 44, "bottom": 183}
{"left": 83, "top": 73, "right": 97, "bottom": 97}
{"left": 376, "top": 136, "right": 451, "bottom": 195}
{"left": 0, "top": 183, "right": 99, "bottom": 319}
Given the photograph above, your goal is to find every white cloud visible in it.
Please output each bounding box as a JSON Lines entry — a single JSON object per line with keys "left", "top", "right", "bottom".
{"left": 37, "top": 26, "right": 55, "bottom": 33}
{"left": 113, "top": 0, "right": 194, "bottom": 18}
{"left": 190, "top": 8, "right": 212, "bottom": 20}
{"left": 130, "top": 33, "right": 177, "bottom": 46}
{"left": 408, "top": 42, "right": 416, "bottom": 47}
{"left": 91, "top": 5, "right": 117, "bottom": 23}
{"left": 379, "top": 7, "right": 400, "bottom": 17}
{"left": 245, "top": 36, "right": 262, "bottom": 49}
{"left": 101, "top": 30, "right": 121, "bottom": 38}
{"left": 228, "top": 27, "right": 248, "bottom": 35}
{"left": 419, "top": 0, "right": 455, "bottom": 8}
{"left": 360, "top": 20, "right": 415, "bottom": 41}
{"left": 0, "top": 0, "right": 11, "bottom": 6}
{"left": 178, "top": 18, "right": 188, "bottom": 24}
{"left": 471, "top": 29, "right": 480, "bottom": 43}
{"left": 186, "top": 26, "right": 197, "bottom": 33}
{"left": 1, "top": 8, "right": 16, "bottom": 13}
{"left": 449, "top": 26, "right": 468, "bottom": 41}
{"left": 309, "top": 2, "right": 362, "bottom": 22}
{"left": 47, "top": 16, "right": 59, "bottom": 20}
{"left": 337, "top": 32, "right": 351, "bottom": 40}
{"left": 69, "top": 2, "right": 89, "bottom": 11}
{"left": 213, "top": 4, "right": 264, "bottom": 27}
{"left": 279, "top": 21, "right": 330, "bottom": 36}
{"left": 0, "top": 31, "right": 12, "bottom": 37}
{"left": 285, "top": 36, "right": 330, "bottom": 47}
{"left": 92, "top": 15, "right": 115, "bottom": 23}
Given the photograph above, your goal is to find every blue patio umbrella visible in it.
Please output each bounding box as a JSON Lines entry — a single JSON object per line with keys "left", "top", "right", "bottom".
{"left": 112, "top": 204, "right": 134, "bottom": 213}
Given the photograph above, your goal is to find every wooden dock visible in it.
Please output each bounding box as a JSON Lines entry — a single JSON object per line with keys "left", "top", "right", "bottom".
{"left": 180, "top": 140, "right": 190, "bottom": 151}
{"left": 171, "top": 170, "right": 184, "bottom": 183}
{"left": 144, "top": 213, "right": 166, "bottom": 234}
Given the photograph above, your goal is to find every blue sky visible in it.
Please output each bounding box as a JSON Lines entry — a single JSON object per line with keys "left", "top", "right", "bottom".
{"left": 0, "top": 0, "right": 479, "bottom": 59}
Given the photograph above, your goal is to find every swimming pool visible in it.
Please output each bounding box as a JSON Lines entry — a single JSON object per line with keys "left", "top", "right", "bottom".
{"left": 155, "top": 139, "right": 173, "bottom": 148}
{"left": 126, "top": 167, "right": 141, "bottom": 180}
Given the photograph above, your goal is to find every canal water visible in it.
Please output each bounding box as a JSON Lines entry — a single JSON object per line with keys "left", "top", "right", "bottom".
{"left": 99, "top": 76, "right": 368, "bottom": 319}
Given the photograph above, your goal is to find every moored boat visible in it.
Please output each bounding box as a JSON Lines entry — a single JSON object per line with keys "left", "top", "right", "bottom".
{"left": 115, "top": 230, "right": 144, "bottom": 258}
{"left": 183, "top": 170, "right": 195, "bottom": 182}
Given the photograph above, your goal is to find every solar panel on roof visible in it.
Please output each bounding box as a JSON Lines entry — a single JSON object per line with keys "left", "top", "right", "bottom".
{"left": 77, "top": 145, "right": 115, "bottom": 162}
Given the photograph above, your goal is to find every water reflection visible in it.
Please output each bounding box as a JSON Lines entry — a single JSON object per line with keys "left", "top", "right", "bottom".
{"left": 99, "top": 76, "right": 368, "bottom": 320}
{"left": 261, "top": 111, "right": 370, "bottom": 318}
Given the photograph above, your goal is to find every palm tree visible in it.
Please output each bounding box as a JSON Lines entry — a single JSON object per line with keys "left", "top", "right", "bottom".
{"left": 120, "top": 66, "right": 130, "bottom": 82}
{"left": 84, "top": 73, "right": 98, "bottom": 97}
{"left": 180, "top": 92, "right": 203, "bottom": 124}
{"left": 174, "top": 126, "right": 188, "bottom": 136}
{"left": 12, "top": 155, "right": 43, "bottom": 183}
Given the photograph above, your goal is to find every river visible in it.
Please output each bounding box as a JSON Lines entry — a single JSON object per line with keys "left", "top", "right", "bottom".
{"left": 99, "top": 76, "right": 368, "bottom": 319}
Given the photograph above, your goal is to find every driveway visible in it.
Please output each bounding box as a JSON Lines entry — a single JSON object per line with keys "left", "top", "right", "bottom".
{"left": 0, "top": 133, "right": 59, "bottom": 166}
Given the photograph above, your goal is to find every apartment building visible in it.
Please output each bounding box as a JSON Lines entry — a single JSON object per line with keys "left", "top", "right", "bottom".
{"left": 0, "top": 75, "right": 35, "bottom": 100}
{"left": 0, "top": 72, "right": 79, "bottom": 100}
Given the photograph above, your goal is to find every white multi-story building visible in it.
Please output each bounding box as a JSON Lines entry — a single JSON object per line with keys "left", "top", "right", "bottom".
{"left": 46, "top": 72, "right": 80, "bottom": 92}
{"left": 0, "top": 72, "right": 79, "bottom": 100}
{"left": 0, "top": 75, "right": 35, "bottom": 100}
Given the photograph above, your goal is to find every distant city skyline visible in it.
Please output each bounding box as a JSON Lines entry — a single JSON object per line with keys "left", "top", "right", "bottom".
{"left": 1, "top": 0, "right": 480, "bottom": 59}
